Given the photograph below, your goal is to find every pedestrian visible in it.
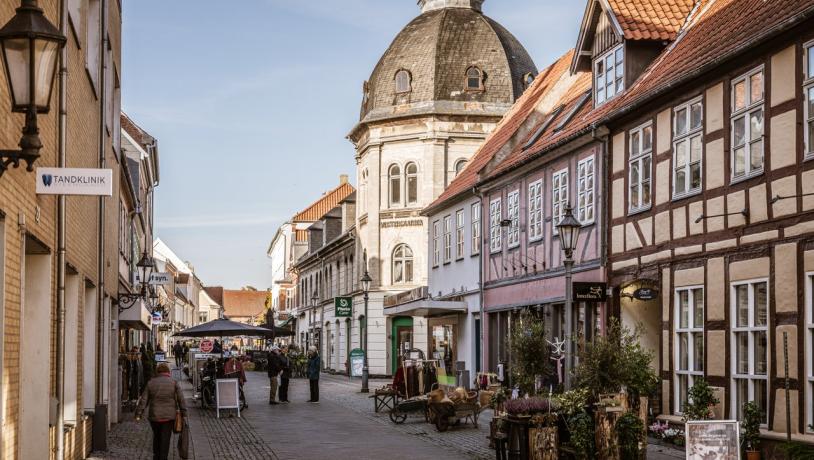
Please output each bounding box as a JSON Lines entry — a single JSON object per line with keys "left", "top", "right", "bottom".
{"left": 307, "top": 346, "right": 320, "bottom": 403}
{"left": 213, "top": 339, "right": 223, "bottom": 354}
{"left": 279, "top": 346, "right": 291, "bottom": 403}
{"left": 136, "top": 362, "right": 187, "bottom": 460}
{"left": 224, "top": 351, "right": 248, "bottom": 409}
{"left": 172, "top": 342, "right": 183, "bottom": 368}
{"left": 267, "top": 346, "right": 282, "bottom": 404}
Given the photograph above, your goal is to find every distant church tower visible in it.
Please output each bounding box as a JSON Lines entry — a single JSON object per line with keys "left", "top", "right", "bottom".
{"left": 348, "top": 0, "right": 536, "bottom": 375}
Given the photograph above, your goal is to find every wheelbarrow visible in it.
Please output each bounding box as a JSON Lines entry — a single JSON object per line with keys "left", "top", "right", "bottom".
{"left": 389, "top": 396, "right": 429, "bottom": 424}
{"left": 427, "top": 399, "right": 481, "bottom": 432}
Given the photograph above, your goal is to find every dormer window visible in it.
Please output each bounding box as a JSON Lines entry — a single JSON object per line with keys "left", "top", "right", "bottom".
{"left": 522, "top": 72, "right": 535, "bottom": 88}
{"left": 395, "top": 69, "right": 411, "bottom": 94}
{"left": 465, "top": 66, "right": 484, "bottom": 91}
{"left": 595, "top": 45, "right": 624, "bottom": 106}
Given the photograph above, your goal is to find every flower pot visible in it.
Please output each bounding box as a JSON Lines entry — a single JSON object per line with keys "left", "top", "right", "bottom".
{"left": 746, "top": 450, "right": 760, "bottom": 460}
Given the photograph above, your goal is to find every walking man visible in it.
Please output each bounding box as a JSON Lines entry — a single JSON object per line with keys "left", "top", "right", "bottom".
{"left": 279, "top": 346, "right": 291, "bottom": 403}
{"left": 267, "top": 346, "right": 282, "bottom": 405}
{"left": 307, "top": 346, "right": 320, "bottom": 403}
{"left": 172, "top": 342, "right": 183, "bottom": 368}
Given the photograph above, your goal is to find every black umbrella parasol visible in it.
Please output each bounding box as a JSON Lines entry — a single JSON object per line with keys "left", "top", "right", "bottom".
{"left": 257, "top": 323, "right": 295, "bottom": 337}
{"left": 173, "top": 318, "right": 277, "bottom": 338}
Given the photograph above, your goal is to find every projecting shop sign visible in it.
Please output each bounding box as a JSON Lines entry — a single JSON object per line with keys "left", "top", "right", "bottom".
{"left": 36, "top": 168, "right": 113, "bottom": 196}
{"left": 335, "top": 297, "right": 353, "bottom": 317}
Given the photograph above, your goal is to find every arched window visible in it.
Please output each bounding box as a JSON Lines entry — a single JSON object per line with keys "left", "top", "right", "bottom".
{"left": 392, "top": 244, "right": 414, "bottom": 284}
{"left": 454, "top": 159, "right": 468, "bottom": 177}
{"left": 405, "top": 162, "right": 418, "bottom": 205}
{"left": 466, "top": 66, "right": 484, "bottom": 91}
{"left": 389, "top": 164, "right": 401, "bottom": 206}
{"left": 395, "top": 69, "right": 411, "bottom": 94}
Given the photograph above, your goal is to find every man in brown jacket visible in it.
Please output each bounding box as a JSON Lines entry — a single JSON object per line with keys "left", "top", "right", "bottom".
{"left": 137, "top": 362, "right": 187, "bottom": 460}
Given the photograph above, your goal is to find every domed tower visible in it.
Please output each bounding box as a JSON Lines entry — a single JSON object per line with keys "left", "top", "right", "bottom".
{"left": 348, "top": 0, "right": 536, "bottom": 375}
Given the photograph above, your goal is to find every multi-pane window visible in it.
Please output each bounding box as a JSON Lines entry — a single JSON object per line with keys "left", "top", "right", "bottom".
{"left": 673, "top": 98, "right": 703, "bottom": 197}
{"left": 528, "top": 179, "right": 543, "bottom": 241}
{"left": 471, "top": 203, "right": 481, "bottom": 255}
{"left": 507, "top": 190, "right": 520, "bottom": 248}
{"left": 731, "top": 67, "right": 765, "bottom": 180}
{"left": 577, "top": 156, "right": 595, "bottom": 224}
{"left": 489, "top": 198, "right": 501, "bottom": 253}
{"left": 595, "top": 45, "right": 624, "bottom": 106}
{"left": 389, "top": 164, "right": 401, "bottom": 206}
{"left": 392, "top": 244, "right": 414, "bottom": 284}
{"left": 552, "top": 169, "right": 568, "bottom": 234}
{"left": 731, "top": 280, "right": 769, "bottom": 423}
{"left": 805, "top": 41, "right": 814, "bottom": 159}
{"left": 807, "top": 273, "right": 814, "bottom": 431}
{"left": 456, "top": 210, "right": 465, "bottom": 260}
{"left": 432, "top": 221, "right": 440, "bottom": 267}
{"left": 628, "top": 122, "right": 653, "bottom": 212}
{"left": 406, "top": 163, "right": 418, "bottom": 205}
{"left": 674, "top": 287, "right": 704, "bottom": 415}
{"left": 443, "top": 215, "right": 452, "bottom": 263}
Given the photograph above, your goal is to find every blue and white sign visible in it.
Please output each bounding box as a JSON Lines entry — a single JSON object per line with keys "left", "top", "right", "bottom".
{"left": 36, "top": 167, "right": 113, "bottom": 196}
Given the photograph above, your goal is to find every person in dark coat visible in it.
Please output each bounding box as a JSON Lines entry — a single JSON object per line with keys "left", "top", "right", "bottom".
{"left": 279, "top": 346, "right": 291, "bottom": 403}
{"left": 172, "top": 342, "right": 183, "bottom": 368}
{"left": 307, "top": 346, "right": 320, "bottom": 403}
{"left": 267, "top": 346, "right": 283, "bottom": 404}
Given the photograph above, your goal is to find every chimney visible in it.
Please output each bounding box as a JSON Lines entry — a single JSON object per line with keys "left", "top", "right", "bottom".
{"left": 340, "top": 174, "right": 349, "bottom": 185}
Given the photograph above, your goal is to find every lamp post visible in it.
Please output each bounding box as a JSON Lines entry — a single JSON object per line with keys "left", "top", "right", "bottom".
{"left": 119, "top": 251, "right": 157, "bottom": 309}
{"left": 556, "top": 204, "right": 581, "bottom": 388}
{"left": 0, "top": 0, "right": 66, "bottom": 177}
{"left": 310, "top": 293, "right": 318, "bottom": 350}
{"left": 360, "top": 270, "right": 372, "bottom": 393}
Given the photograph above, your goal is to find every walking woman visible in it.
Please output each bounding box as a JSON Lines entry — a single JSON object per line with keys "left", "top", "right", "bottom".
{"left": 307, "top": 346, "right": 320, "bottom": 403}
{"left": 136, "top": 362, "right": 187, "bottom": 460}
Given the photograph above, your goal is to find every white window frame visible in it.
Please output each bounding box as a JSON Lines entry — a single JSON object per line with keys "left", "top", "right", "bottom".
{"left": 507, "top": 190, "right": 520, "bottom": 248}
{"left": 388, "top": 164, "right": 401, "bottom": 207}
{"left": 443, "top": 215, "right": 452, "bottom": 263}
{"left": 730, "top": 278, "right": 769, "bottom": 425}
{"left": 471, "top": 203, "right": 481, "bottom": 256}
{"left": 528, "top": 179, "right": 543, "bottom": 242}
{"left": 730, "top": 66, "right": 765, "bottom": 181}
{"left": 594, "top": 44, "right": 624, "bottom": 107}
{"left": 628, "top": 121, "right": 653, "bottom": 213}
{"left": 552, "top": 169, "right": 568, "bottom": 235}
{"left": 805, "top": 40, "right": 814, "bottom": 160}
{"left": 455, "top": 210, "right": 465, "bottom": 260}
{"left": 806, "top": 272, "right": 814, "bottom": 432}
{"left": 577, "top": 156, "right": 595, "bottom": 225}
{"left": 405, "top": 162, "right": 418, "bottom": 206}
{"left": 432, "top": 220, "right": 440, "bottom": 268}
{"left": 489, "top": 198, "right": 502, "bottom": 254}
{"left": 674, "top": 286, "right": 704, "bottom": 416}
{"left": 672, "top": 97, "right": 704, "bottom": 198}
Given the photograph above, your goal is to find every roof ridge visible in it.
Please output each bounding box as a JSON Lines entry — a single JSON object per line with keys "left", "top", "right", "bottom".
{"left": 292, "top": 182, "right": 355, "bottom": 222}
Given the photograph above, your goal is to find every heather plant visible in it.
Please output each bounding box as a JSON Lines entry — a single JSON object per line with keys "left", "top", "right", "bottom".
{"left": 504, "top": 397, "right": 554, "bottom": 416}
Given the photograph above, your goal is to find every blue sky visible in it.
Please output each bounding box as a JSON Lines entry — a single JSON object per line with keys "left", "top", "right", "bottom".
{"left": 121, "top": 0, "right": 584, "bottom": 289}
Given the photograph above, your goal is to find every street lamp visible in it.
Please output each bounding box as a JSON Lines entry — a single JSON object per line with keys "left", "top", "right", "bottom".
{"left": 556, "top": 204, "right": 581, "bottom": 388}
{"left": 118, "top": 251, "right": 156, "bottom": 308}
{"left": 360, "top": 270, "right": 372, "bottom": 393}
{"left": 310, "top": 293, "right": 318, "bottom": 350}
{"left": 0, "top": 0, "right": 66, "bottom": 177}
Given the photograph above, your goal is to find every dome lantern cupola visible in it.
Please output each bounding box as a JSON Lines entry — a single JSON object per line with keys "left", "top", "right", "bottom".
{"left": 418, "top": 0, "right": 484, "bottom": 13}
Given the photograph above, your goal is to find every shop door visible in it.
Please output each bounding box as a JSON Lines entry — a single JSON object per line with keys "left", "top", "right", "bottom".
{"left": 391, "top": 317, "right": 413, "bottom": 374}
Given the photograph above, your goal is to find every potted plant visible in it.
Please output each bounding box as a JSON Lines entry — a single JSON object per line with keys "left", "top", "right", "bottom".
{"left": 615, "top": 411, "right": 645, "bottom": 459}
{"left": 741, "top": 401, "right": 762, "bottom": 460}
{"left": 683, "top": 378, "right": 719, "bottom": 422}
{"left": 508, "top": 309, "right": 553, "bottom": 396}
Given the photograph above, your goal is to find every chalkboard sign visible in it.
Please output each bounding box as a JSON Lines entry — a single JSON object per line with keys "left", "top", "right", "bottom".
{"left": 350, "top": 348, "right": 365, "bottom": 377}
{"left": 685, "top": 420, "right": 740, "bottom": 460}
{"left": 216, "top": 378, "right": 241, "bottom": 418}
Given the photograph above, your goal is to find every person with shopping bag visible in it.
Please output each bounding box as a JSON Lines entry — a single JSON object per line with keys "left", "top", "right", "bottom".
{"left": 136, "top": 362, "right": 187, "bottom": 460}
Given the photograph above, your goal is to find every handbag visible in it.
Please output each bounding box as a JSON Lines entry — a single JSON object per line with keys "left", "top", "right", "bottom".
{"left": 177, "top": 419, "right": 190, "bottom": 459}
{"left": 173, "top": 382, "right": 183, "bottom": 434}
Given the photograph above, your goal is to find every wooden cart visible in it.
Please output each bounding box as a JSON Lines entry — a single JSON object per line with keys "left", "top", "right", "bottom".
{"left": 389, "top": 396, "right": 429, "bottom": 424}
{"left": 427, "top": 399, "right": 482, "bottom": 432}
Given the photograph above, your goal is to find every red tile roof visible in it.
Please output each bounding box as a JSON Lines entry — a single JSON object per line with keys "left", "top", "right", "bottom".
{"left": 482, "top": 0, "right": 814, "bottom": 182}
{"left": 293, "top": 182, "right": 355, "bottom": 222}
{"left": 425, "top": 50, "right": 577, "bottom": 213}
{"left": 121, "top": 112, "right": 155, "bottom": 152}
{"left": 606, "top": 0, "right": 696, "bottom": 40}
{"left": 222, "top": 290, "right": 268, "bottom": 319}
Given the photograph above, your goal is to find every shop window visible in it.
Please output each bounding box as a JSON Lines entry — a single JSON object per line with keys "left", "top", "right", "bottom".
{"left": 471, "top": 203, "right": 481, "bottom": 256}
{"left": 628, "top": 122, "right": 653, "bottom": 213}
{"left": 443, "top": 215, "right": 452, "bottom": 263}
{"left": 805, "top": 41, "right": 814, "bottom": 159}
{"left": 395, "top": 69, "right": 411, "bottom": 94}
{"left": 674, "top": 287, "right": 704, "bottom": 415}
{"left": 489, "top": 198, "right": 502, "bottom": 253}
{"left": 392, "top": 244, "right": 414, "bottom": 284}
{"left": 456, "top": 210, "right": 465, "bottom": 260}
{"left": 552, "top": 168, "right": 568, "bottom": 235}
{"left": 577, "top": 156, "right": 595, "bottom": 224}
{"left": 731, "top": 280, "right": 769, "bottom": 423}
{"left": 595, "top": 45, "right": 624, "bottom": 106}
{"left": 432, "top": 324, "right": 456, "bottom": 380}
{"left": 507, "top": 190, "right": 520, "bottom": 248}
{"left": 731, "top": 67, "right": 764, "bottom": 180}
{"left": 528, "top": 179, "right": 543, "bottom": 241}
{"left": 466, "top": 66, "right": 484, "bottom": 91}
{"left": 388, "top": 164, "right": 401, "bottom": 206}
{"left": 432, "top": 220, "right": 440, "bottom": 267}
{"left": 405, "top": 162, "right": 418, "bottom": 205}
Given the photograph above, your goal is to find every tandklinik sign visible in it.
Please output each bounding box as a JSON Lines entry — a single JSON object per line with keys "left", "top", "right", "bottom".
{"left": 35, "top": 167, "right": 113, "bottom": 196}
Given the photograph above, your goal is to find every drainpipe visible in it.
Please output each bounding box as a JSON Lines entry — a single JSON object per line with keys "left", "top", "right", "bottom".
{"left": 593, "top": 127, "right": 610, "bottom": 332}
{"left": 96, "top": 0, "right": 108, "bottom": 417}
{"left": 473, "top": 187, "right": 485, "bottom": 373}
{"left": 56, "top": 0, "right": 68, "bottom": 458}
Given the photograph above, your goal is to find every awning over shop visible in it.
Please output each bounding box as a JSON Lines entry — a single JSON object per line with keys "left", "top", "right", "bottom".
{"left": 384, "top": 299, "right": 467, "bottom": 317}
{"left": 119, "top": 298, "right": 151, "bottom": 331}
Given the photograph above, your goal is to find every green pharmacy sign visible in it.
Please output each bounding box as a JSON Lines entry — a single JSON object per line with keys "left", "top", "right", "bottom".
{"left": 335, "top": 296, "right": 353, "bottom": 317}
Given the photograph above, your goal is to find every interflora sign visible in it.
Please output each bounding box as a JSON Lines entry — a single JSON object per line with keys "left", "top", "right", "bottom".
{"left": 335, "top": 297, "right": 353, "bottom": 317}
{"left": 36, "top": 167, "right": 113, "bottom": 196}
{"left": 685, "top": 420, "right": 740, "bottom": 460}
{"left": 573, "top": 282, "right": 607, "bottom": 302}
